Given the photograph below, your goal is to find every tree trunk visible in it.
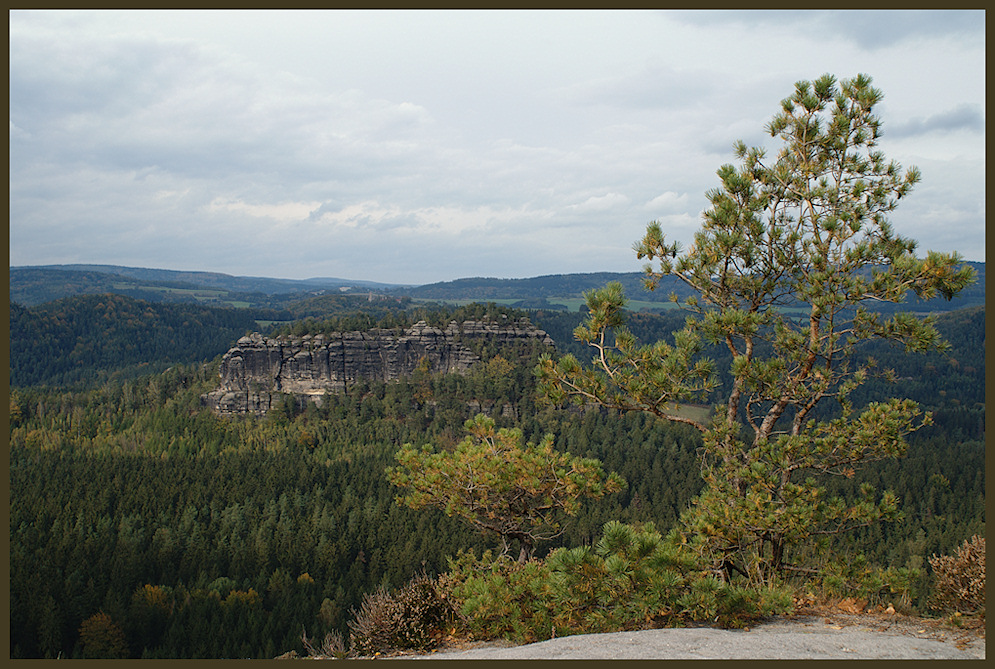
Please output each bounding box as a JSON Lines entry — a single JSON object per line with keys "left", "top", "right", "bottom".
{"left": 514, "top": 534, "right": 534, "bottom": 564}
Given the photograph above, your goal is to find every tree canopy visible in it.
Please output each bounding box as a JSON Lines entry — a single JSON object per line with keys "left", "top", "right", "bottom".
{"left": 388, "top": 414, "right": 625, "bottom": 562}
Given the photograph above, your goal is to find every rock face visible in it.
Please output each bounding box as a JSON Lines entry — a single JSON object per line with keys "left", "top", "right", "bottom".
{"left": 204, "top": 319, "right": 554, "bottom": 415}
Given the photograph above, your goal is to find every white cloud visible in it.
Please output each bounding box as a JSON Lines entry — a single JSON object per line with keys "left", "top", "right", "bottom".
{"left": 152, "top": 188, "right": 191, "bottom": 202}
{"left": 207, "top": 198, "right": 324, "bottom": 222}
{"left": 645, "top": 191, "right": 688, "bottom": 212}
{"left": 568, "top": 193, "right": 630, "bottom": 213}
{"left": 8, "top": 10, "right": 985, "bottom": 284}
{"left": 311, "top": 201, "right": 404, "bottom": 230}
{"left": 652, "top": 213, "right": 700, "bottom": 236}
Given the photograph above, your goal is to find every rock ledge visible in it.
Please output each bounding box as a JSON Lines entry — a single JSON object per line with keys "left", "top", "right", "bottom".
{"left": 204, "top": 319, "right": 553, "bottom": 414}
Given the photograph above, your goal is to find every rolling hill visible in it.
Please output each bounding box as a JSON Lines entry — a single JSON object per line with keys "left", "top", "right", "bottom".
{"left": 10, "top": 261, "right": 984, "bottom": 315}
{"left": 9, "top": 265, "right": 407, "bottom": 308}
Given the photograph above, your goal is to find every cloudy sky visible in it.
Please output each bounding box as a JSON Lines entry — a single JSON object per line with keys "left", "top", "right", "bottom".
{"left": 9, "top": 10, "right": 986, "bottom": 286}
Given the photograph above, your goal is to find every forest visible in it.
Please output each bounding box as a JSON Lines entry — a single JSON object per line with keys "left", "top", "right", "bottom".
{"left": 10, "top": 73, "right": 985, "bottom": 659}
{"left": 7, "top": 289, "right": 985, "bottom": 658}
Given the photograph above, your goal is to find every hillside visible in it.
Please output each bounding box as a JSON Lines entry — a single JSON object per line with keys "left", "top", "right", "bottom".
{"left": 8, "top": 291, "right": 985, "bottom": 659}
{"left": 400, "top": 262, "right": 986, "bottom": 314}
{"left": 9, "top": 264, "right": 406, "bottom": 308}
{"left": 397, "top": 272, "right": 695, "bottom": 307}
{"left": 9, "top": 306, "right": 984, "bottom": 658}
{"left": 11, "top": 261, "right": 983, "bottom": 314}
{"left": 9, "top": 295, "right": 266, "bottom": 387}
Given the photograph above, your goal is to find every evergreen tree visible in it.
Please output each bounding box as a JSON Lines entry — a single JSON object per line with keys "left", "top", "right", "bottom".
{"left": 538, "top": 73, "right": 975, "bottom": 586}
{"left": 388, "top": 414, "right": 625, "bottom": 562}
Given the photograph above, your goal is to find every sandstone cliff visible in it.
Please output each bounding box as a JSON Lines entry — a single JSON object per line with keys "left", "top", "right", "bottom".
{"left": 204, "top": 318, "right": 554, "bottom": 414}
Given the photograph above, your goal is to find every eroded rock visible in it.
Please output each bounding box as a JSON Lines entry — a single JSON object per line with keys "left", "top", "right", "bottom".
{"left": 204, "top": 319, "right": 554, "bottom": 415}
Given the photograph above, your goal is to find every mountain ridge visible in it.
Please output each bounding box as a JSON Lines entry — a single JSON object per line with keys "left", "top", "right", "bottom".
{"left": 11, "top": 263, "right": 408, "bottom": 294}
{"left": 10, "top": 262, "right": 985, "bottom": 314}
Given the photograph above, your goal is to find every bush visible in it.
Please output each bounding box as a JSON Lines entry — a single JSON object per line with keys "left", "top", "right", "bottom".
{"left": 442, "top": 549, "right": 554, "bottom": 643}
{"left": 301, "top": 628, "right": 348, "bottom": 659}
{"left": 445, "top": 521, "right": 794, "bottom": 643}
{"left": 548, "top": 521, "right": 791, "bottom": 631}
{"left": 806, "top": 554, "right": 924, "bottom": 613}
{"left": 347, "top": 572, "right": 459, "bottom": 656}
{"left": 929, "top": 535, "right": 985, "bottom": 614}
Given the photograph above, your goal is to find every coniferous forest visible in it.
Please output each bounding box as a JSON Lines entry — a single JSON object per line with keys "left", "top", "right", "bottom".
{"left": 8, "top": 290, "right": 985, "bottom": 658}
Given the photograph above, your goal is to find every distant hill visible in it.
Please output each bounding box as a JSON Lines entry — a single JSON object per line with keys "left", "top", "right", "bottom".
{"left": 10, "top": 261, "right": 983, "bottom": 314}
{"left": 9, "top": 294, "right": 264, "bottom": 387}
{"left": 9, "top": 265, "right": 408, "bottom": 308}
{"left": 15, "top": 264, "right": 407, "bottom": 293}
{"left": 397, "top": 272, "right": 690, "bottom": 302}
{"left": 399, "top": 262, "right": 985, "bottom": 315}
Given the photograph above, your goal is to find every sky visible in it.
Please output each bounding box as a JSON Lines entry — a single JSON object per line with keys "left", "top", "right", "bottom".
{"left": 9, "top": 10, "right": 986, "bottom": 286}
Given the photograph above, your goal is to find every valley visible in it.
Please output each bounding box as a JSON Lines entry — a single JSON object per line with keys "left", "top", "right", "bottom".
{"left": 7, "top": 263, "right": 985, "bottom": 659}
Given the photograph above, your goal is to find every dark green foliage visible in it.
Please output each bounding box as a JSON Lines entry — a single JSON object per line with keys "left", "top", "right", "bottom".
{"left": 9, "top": 294, "right": 261, "bottom": 387}
{"left": 10, "top": 268, "right": 136, "bottom": 306}
{"left": 7, "top": 296, "right": 984, "bottom": 657}
{"left": 444, "top": 521, "right": 794, "bottom": 644}
{"left": 269, "top": 301, "right": 535, "bottom": 338}
{"left": 8, "top": 441, "right": 485, "bottom": 658}
{"left": 10, "top": 264, "right": 403, "bottom": 307}
{"left": 849, "top": 306, "right": 985, "bottom": 412}
{"left": 523, "top": 410, "right": 705, "bottom": 546}
{"left": 400, "top": 271, "right": 696, "bottom": 304}
{"left": 347, "top": 572, "right": 459, "bottom": 655}
{"left": 396, "top": 265, "right": 985, "bottom": 314}
{"left": 9, "top": 267, "right": 292, "bottom": 312}
{"left": 280, "top": 294, "right": 413, "bottom": 322}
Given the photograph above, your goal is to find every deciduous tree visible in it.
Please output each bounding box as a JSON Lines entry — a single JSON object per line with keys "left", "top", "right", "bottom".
{"left": 78, "top": 611, "right": 129, "bottom": 659}
{"left": 537, "top": 73, "right": 974, "bottom": 586}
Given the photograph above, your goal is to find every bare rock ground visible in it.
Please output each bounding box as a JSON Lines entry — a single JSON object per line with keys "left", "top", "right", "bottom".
{"left": 388, "top": 608, "right": 985, "bottom": 660}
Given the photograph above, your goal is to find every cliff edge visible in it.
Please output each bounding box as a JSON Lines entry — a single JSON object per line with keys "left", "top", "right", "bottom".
{"left": 204, "top": 318, "right": 554, "bottom": 414}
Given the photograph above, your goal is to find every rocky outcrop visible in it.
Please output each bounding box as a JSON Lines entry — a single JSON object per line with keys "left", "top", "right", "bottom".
{"left": 204, "top": 319, "right": 554, "bottom": 414}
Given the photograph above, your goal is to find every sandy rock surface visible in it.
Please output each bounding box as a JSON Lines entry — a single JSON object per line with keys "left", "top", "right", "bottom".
{"left": 390, "top": 610, "right": 985, "bottom": 661}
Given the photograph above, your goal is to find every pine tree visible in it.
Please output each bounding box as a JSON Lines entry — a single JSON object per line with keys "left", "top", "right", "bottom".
{"left": 538, "top": 73, "right": 975, "bottom": 586}
{"left": 388, "top": 414, "right": 625, "bottom": 562}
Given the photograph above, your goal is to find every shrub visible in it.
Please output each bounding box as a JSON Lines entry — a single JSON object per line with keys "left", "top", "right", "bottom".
{"left": 445, "top": 521, "right": 794, "bottom": 643}
{"left": 442, "top": 549, "right": 554, "bottom": 643}
{"left": 929, "top": 535, "right": 985, "bottom": 614}
{"left": 347, "top": 572, "right": 458, "bottom": 656}
{"left": 301, "top": 628, "right": 348, "bottom": 659}
{"left": 548, "top": 521, "right": 791, "bottom": 631}
{"left": 806, "top": 554, "right": 923, "bottom": 613}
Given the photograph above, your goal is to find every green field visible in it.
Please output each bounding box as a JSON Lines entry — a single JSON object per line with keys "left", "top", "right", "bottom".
{"left": 666, "top": 403, "right": 713, "bottom": 425}
{"left": 112, "top": 282, "right": 251, "bottom": 308}
{"left": 255, "top": 320, "right": 293, "bottom": 330}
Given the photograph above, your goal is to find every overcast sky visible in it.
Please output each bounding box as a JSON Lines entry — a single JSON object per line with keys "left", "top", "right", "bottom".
{"left": 9, "top": 10, "right": 986, "bottom": 285}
